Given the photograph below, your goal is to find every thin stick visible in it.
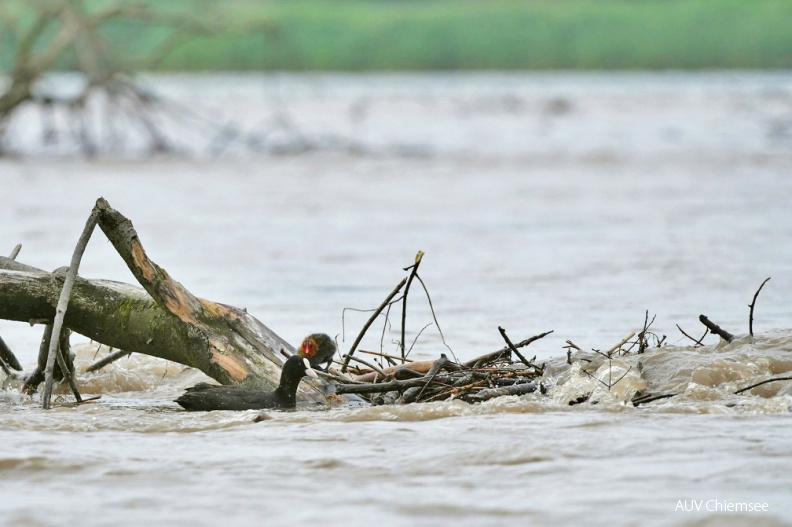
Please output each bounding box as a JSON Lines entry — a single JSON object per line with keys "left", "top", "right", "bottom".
{"left": 517, "top": 330, "right": 554, "bottom": 350}
{"left": 85, "top": 349, "right": 132, "bottom": 373}
{"left": 424, "top": 379, "right": 488, "bottom": 402}
{"left": 749, "top": 277, "right": 771, "bottom": 337}
{"left": 335, "top": 373, "right": 455, "bottom": 395}
{"left": 606, "top": 332, "right": 636, "bottom": 355}
{"left": 734, "top": 376, "right": 792, "bottom": 395}
{"left": 581, "top": 368, "right": 610, "bottom": 388}
{"left": 53, "top": 395, "right": 102, "bottom": 408}
{"left": 9, "top": 243, "right": 21, "bottom": 260}
{"left": 55, "top": 329, "right": 81, "bottom": 402}
{"left": 314, "top": 369, "right": 362, "bottom": 385}
{"left": 92, "top": 343, "right": 106, "bottom": 360}
{"left": 42, "top": 204, "right": 101, "bottom": 409}
{"left": 345, "top": 355, "right": 388, "bottom": 378}
{"left": 464, "top": 349, "right": 507, "bottom": 369}
{"left": 637, "top": 311, "right": 655, "bottom": 354}
{"left": 379, "top": 302, "right": 394, "bottom": 357}
{"left": 340, "top": 277, "right": 407, "bottom": 373}
{"left": 698, "top": 314, "right": 734, "bottom": 343}
{"left": 405, "top": 322, "right": 433, "bottom": 359}
{"left": 400, "top": 251, "right": 424, "bottom": 359}
{"left": 358, "top": 349, "right": 414, "bottom": 363}
{"left": 633, "top": 393, "right": 676, "bottom": 406}
{"left": 414, "top": 274, "right": 458, "bottom": 363}
{"left": 609, "top": 365, "right": 633, "bottom": 389}
{"left": 463, "top": 331, "right": 553, "bottom": 368}
{"left": 676, "top": 324, "right": 708, "bottom": 346}
{"left": 497, "top": 327, "right": 546, "bottom": 373}
{"left": 342, "top": 304, "right": 399, "bottom": 343}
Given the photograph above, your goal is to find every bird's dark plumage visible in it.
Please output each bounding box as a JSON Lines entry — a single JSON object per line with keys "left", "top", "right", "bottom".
{"left": 298, "top": 333, "right": 337, "bottom": 371}
{"left": 175, "top": 356, "right": 317, "bottom": 411}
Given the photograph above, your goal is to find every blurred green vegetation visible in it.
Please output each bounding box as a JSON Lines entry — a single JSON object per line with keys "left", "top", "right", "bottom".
{"left": 3, "top": 0, "right": 792, "bottom": 71}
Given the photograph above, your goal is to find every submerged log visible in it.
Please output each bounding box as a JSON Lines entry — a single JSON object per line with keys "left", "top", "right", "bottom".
{"left": 0, "top": 198, "right": 328, "bottom": 403}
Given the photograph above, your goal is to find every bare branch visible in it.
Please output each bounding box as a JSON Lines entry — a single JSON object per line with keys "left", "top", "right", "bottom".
{"left": 749, "top": 277, "right": 771, "bottom": 337}
{"left": 340, "top": 277, "right": 407, "bottom": 373}
{"left": 400, "top": 250, "right": 423, "bottom": 359}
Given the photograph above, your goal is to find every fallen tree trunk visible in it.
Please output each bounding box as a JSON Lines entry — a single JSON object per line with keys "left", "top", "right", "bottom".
{"left": 0, "top": 198, "right": 328, "bottom": 403}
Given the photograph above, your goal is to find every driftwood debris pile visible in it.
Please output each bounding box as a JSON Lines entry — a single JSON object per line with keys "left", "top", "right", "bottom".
{"left": 302, "top": 269, "right": 792, "bottom": 408}
{"left": 325, "top": 330, "right": 552, "bottom": 405}
{"left": 2, "top": 198, "right": 792, "bottom": 411}
{"left": 0, "top": 198, "right": 330, "bottom": 408}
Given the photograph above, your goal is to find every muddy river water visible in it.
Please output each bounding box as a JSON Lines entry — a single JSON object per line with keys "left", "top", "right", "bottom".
{"left": 2, "top": 72, "right": 792, "bottom": 526}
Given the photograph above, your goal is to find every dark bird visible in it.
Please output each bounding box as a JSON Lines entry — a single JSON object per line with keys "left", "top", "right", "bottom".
{"left": 175, "top": 356, "right": 318, "bottom": 411}
{"left": 298, "top": 333, "right": 337, "bottom": 371}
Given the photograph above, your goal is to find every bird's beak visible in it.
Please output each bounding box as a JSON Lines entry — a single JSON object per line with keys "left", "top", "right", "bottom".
{"left": 303, "top": 358, "right": 319, "bottom": 379}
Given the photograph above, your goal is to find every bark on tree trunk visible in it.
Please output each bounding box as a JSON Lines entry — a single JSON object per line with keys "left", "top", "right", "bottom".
{"left": 0, "top": 199, "right": 329, "bottom": 403}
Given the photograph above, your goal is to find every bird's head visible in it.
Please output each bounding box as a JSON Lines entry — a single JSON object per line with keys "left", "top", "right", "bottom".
{"left": 298, "top": 333, "right": 337, "bottom": 368}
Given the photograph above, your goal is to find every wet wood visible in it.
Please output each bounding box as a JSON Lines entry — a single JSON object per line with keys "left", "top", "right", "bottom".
{"left": 9, "top": 244, "right": 22, "bottom": 260}
{"left": 41, "top": 204, "right": 99, "bottom": 409}
{"left": 401, "top": 355, "right": 448, "bottom": 404}
{"left": 400, "top": 251, "right": 424, "bottom": 359}
{"left": 0, "top": 199, "right": 330, "bottom": 403}
{"left": 748, "top": 277, "right": 771, "bottom": 338}
{"left": 352, "top": 360, "right": 437, "bottom": 383}
{"left": 23, "top": 324, "right": 54, "bottom": 395}
{"left": 2, "top": 198, "right": 786, "bottom": 411}
{"left": 497, "top": 327, "right": 550, "bottom": 373}
{"left": 0, "top": 335, "right": 22, "bottom": 371}
{"left": 676, "top": 324, "right": 707, "bottom": 347}
{"left": 335, "top": 373, "right": 456, "bottom": 395}
{"left": 632, "top": 393, "right": 676, "bottom": 406}
{"left": 466, "top": 382, "right": 538, "bottom": 402}
{"left": 85, "top": 349, "right": 132, "bottom": 373}
{"left": 606, "top": 331, "right": 636, "bottom": 354}
{"left": 734, "top": 376, "right": 792, "bottom": 395}
{"left": 465, "top": 330, "right": 553, "bottom": 369}
{"left": 698, "top": 314, "right": 735, "bottom": 343}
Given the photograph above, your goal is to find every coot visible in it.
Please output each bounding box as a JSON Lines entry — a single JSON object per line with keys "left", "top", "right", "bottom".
{"left": 176, "top": 356, "right": 318, "bottom": 411}
{"left": 298, "top": 333, "right": 337, "bottom": 371}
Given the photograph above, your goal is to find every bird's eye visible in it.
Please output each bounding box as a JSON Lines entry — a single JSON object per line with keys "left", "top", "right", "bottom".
{"left": 301, "top": 338, "right": 317, "bottom": 357}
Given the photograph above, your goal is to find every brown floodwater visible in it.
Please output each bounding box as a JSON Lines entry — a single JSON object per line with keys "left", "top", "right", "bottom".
{"left": 1, "top": 72, "right": 792, "bottom": 526}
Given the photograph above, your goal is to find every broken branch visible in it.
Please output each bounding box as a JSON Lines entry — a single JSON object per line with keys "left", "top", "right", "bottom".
{"left": 698, "top": 314, "right": 734, "bottom": 343}
{"left": 42, "top": 204, "right": 101, "bottom": 408}
{"left": 85, "top": 349, "right": 133, "bottom": 373}
{"left": 748, "top": 277, "right": 771, "bottom": 338}
{"left": 497, "top": 326, "right": 549, "bottom": 373}
{"left": 467, "top": 382, "right": 538, "bottom": 403}
{"left": 400, "top": 250, "right": 423, "bottom": 359}
{"left": 734, "top": 376, "right": 792, "bottom": 395}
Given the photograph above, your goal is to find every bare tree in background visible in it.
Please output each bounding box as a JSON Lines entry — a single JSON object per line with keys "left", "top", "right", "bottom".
{"left": 0, "top": 0, "right": 270, "bottom": 156}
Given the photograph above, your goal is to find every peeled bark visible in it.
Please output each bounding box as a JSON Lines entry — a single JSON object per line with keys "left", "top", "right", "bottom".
{"left": 0, "top": 199, "right": 328, "bottom": 403}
